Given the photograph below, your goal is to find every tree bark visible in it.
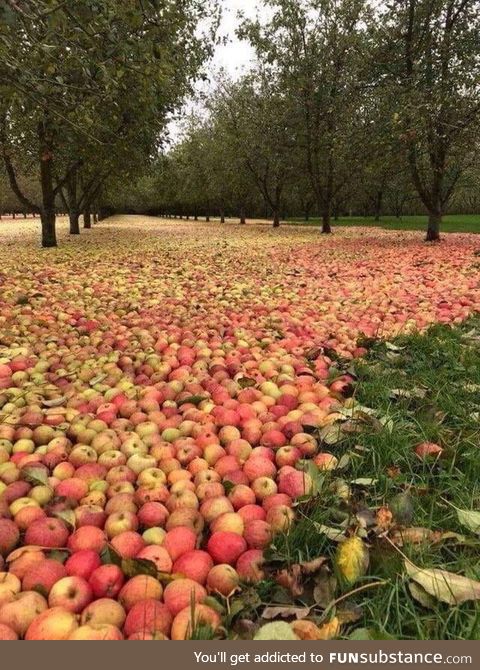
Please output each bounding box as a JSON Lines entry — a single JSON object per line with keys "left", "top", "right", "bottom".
{"left": 220, "top": 208, "right": 225, "bottom": 223}
{"left": 40, "top": 208, "right": 57, "bottom": 248}
{"left": 374, "top": 190, "right": 383, "bottom": 221}
{"left": 206, "top": 215, "right": 210, "bottom": 222}
{"left": 273, "top": 210, "right": 280, "bottom": 227}
{"left": 321, "top": 212, "right": 332, "bottom": 233}
{"left": 239, "top": 207, "right": 246, "bottom": 225}
{"left": 83, "top": 206, "right": 92, "bottom": 229}
{"left": 426, "top": 212, "right": 441, "bottom": 241}
{"left": 38, "top": 121, "right": 57, "bottom": 247}
{"left": 69, "top": 210, "right": 80, "bottom": 234}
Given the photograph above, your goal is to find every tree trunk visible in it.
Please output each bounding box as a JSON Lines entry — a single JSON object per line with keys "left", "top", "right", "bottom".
{"left": 40, "top": 208, "right": 57, "bottom": 248}
{"left": 206, "top": 215, "right": 210, "bottom": 222}
{"left": 69, "top": 210, "right": 80, "bottom": 234}
{"left": 93, "top": 211, "right": 98, "bottom": 223}
{"left": 374, "top": 190, "right": 383, "bottom": 221}
{"left": 426, "top": 212, "right": 441, "bottom": 241}
{"left": 83, "top": 207, "right": 92, "bottom": 229}
{"left": 273, "top": 210, "right": 280, "bottom": 228}
{"left": 220, "top": 208, "right": 225, "bottom": 224}
{"left": 239, "top": 207, "right": 246, "bottom": 225}
{"left": 38, "top": 120, "right": 57, "bottom": 248}
{"left": 322, "top": 213, "right": 331, "bottom": 233}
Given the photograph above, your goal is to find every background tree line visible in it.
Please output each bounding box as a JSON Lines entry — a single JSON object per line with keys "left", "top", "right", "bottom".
{"left": 104, "top": 0, "right": 480, "bottom": 241}
{"left": 1, "top": 0, "right": 480, "bottom": 242}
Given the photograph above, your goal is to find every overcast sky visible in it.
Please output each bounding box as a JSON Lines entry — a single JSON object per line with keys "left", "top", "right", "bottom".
{"left": 168, "top": 1, "right": 262, "bottom": 141}
{"left": 212, "top": 0, "right": 258, "bottom": 78}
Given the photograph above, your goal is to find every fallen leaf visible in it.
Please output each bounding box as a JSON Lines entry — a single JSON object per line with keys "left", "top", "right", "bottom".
{"left": 254, "top": 622, "right": 299, "bottom": 640}
{"left": 292, "top": 617, "right": 340, "bottom": 640}
{"left": 262, "top": 606, "right": 311, "bottom": 620}
{"left": 405, "top": 560, "right": 480, "bottom": 605}
{"left": 408, "top": 582, "right": 436, "bottom": 609}
{"left": 336, "top": 536, "right": 369, "bottom": 585}
{"left": 454, "top": 507, "right": 480, "bottom": 535}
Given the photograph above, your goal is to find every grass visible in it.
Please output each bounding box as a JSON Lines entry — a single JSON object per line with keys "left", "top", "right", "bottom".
{"left": 254, "top": 316, "right": 480, "bottom": 640}
{"left": 287, "top": 214, "right": 480, "bottom": 234}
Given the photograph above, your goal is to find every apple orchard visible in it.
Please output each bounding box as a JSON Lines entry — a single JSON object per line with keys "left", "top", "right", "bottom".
{"left": 0, "top": 216, "right": 480, "bottom": 641}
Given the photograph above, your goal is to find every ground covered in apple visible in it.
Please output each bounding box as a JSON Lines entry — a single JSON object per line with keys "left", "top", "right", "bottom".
{"left": 0, "top": 216, "right": 480, "bottom": 640}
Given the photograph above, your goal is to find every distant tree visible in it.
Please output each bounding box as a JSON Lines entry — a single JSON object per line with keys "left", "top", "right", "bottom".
{"left": 378, "top": 0, "right": 480, "bottom": 240}
{"left": 0, "top": 0, "right": 218, "bottom": 246}
{"left": 240, "top": 0, "right": 371, "bottom": 233}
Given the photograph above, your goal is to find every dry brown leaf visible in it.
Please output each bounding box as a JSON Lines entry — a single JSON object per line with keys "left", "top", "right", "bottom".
{"left": 390, "top": 527, "right": 440, "bottom": 546}
{"left": 262, "top": 606, "right": 311, "bottom": 621}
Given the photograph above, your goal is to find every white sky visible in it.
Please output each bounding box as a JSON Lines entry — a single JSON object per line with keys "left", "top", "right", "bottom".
{"left": 213, "top": 0, "right": 259, "bottom": 77}
{"left": 168, "top": 0, "right": 263, "bottom": 142}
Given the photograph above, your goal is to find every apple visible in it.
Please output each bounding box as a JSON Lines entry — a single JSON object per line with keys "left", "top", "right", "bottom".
{"left": 275, "top": 446, "right": 301, "bottom": 468}
{"left": 262, "top": 493, "right": 292, "bottom": 512}
{"left": 173, "top": 550, "right": 213, "bottom": 585}
{"left": 200, "top": 496, "right": 234, "bottom": 523}
{"left": 0, "top": 590, "right": 48, "bottom": 637}
{"left": 22, "top": 558, "right": 66, "bottom": 595}
{"left": 0, "top": 622, "right": 18, "bottom": 640}
{"left": 206, "top": 564, "right": 240, "bottom": 596}
{"left": 243, "top": 456, "right": 276, "bottom": 482}
{"left": 236, "top": 549, "right": 265, "bottom": 582}
{"left": 105, "top": 511, "right": 138, "bottom": 538}
{"left": 7, "top": 547, "right": 45, "bottom": 580}
{"left": 25, "top": 607, "right": 79, "bottom": 640}
{"left": 67, "top": 526, "right": 106, "bottom": 553}
{"left": 123, "top": 599, "right": 173, "bottom": 638}
{"left": 210, "top": 512, "right": 244, "bottom": 536}
{"left": 68, "top": 623, "right": 123, "bottom": 640}
{"left": 24, "top": 517, "right": 69, "bottom": 548}
{"left": 266, "top": 505, "right": 295, "bottom": 532}
{"left": 170, "top": 604, "right": 220, "bottom": 640}
{"left": 278, "top": 469, "right": 313, "bottom": 498}
{"left": 207, "top": 531, "right": 247, "bottom": 565}
{"left": 118, "top": 575, "right": 163, "bottom": 611}
{"left": 165, "top": 508, "right": 204, "bottom": 534}
{"left": 89, "top": 564, "right": 125, "bottom": 599}
{"left": 237, "top": 504, "right": 266, "bottom": 524}
{"left": 142, "top": 527, "right": 166, "bottom": 545}
{"left": 65, "top": 549, "right": 102, "bottom": 580}
{"left": 313, "top": 452, "right": 339, "bottom": 470}
{"left": 228, "top": 484, "right": 256, "bottom": 510}
{"left": 136, "top": 545, "right": 172, "bottom": 573}
{"left": 111, "top": 531, "right": 145, "bottom": 558}
{"left": 80, "top": 597, "right": 126, "bottom": 628}
{"left": 163, "top": 578, "right": 207, "bottom": 617}
{"left": 48, "top": 575, "right": 93, "bottom": 613}
{"left": 0, "top": 572, "right": 21, "bottom": 608}
{"left": 163, "top": 526, "right": 197, "bottom": 562}
{"left": 251, "top": 476, "right": 278, "bottom": 501}
{"left": 74, "top": 504, "right": 107, "bottom": 528}
{"left": 0, "top": 519, "right": 19, "bottom": 556}
{"left": 244, "top": 520, "right": 272, "bottom": 549}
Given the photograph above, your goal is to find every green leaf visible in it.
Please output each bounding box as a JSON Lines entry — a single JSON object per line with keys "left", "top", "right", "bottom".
{"left": 177, "top": 395, "right": 208, "bottom": 407}
{"left": 454, "top": 507, "right": 480, "bottom": 535}
{"left": 21, "top": 466, "right": 49, "bottom": 487}
{"left": 121, "top": 557, "right": 158, "bottom": 578}
{"left": 254, "top": 622, "right": 299, "bottom": 640}
{"left": 100, "top": 544, "right": 122, "bottom": 567}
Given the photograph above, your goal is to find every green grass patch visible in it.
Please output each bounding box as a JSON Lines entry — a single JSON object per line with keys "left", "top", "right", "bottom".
{"left": 287, "top": 214, "right": 480, "bottom": 234}
{"left": 260, "top": 316, "right": 480, "bottom": 639}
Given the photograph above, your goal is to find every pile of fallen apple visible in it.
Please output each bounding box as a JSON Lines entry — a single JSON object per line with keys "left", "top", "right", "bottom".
{"left": 1, "top": 219, "right": 480, "bottom": 640}
{"left": 0, "top": 333, "right": 355, "bottom": 640}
